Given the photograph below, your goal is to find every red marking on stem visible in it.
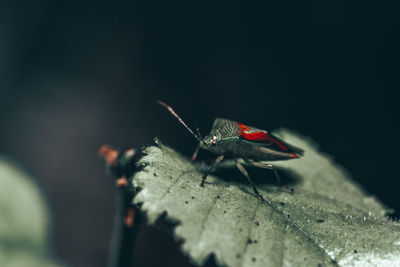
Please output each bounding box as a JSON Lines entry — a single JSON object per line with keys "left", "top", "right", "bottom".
{"left": 124, "top": 148, "right": 136, "bottom": 160}
{"left": 116, "top": 177, "right": 128, "bottom": 187}
{"left": 98, "top": 145, "right": 119, "bottom": 167}
{"left": 124, "top": 207, "right": 136, "bottom": 227}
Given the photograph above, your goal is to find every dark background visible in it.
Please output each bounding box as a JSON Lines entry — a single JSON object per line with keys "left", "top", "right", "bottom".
{"left": 0, "top": 1, "right": 399, "bottom": 267}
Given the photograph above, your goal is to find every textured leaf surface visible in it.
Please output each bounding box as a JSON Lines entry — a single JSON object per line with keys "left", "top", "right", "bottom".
{"left": 0, "top": 157, "right": 62, "bottom": 267}
{"left": 132, "top": 129, "right": 400, "bottom": 266}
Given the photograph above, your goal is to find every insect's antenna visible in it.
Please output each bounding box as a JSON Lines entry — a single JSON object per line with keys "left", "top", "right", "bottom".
{"left": 157, "top": 101, "right": 204, "bottom": 144}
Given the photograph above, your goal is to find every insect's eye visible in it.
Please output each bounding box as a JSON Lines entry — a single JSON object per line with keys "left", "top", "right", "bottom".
{"left": 211, "top": 136, "right": 217, "bottom": 146}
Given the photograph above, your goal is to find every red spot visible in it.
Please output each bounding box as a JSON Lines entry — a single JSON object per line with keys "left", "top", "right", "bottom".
{"left": 98, "top": 145, "right": 119, "bottom": 167}
{"left": 290, "top": 153, "right": 299, "bottom": 158}
{"left": 124, "top": 207, "right": 136, "bottom": 227}
{"left": 116, "top": 177, "right": 128, "bottom": 187}
{"left": 237, "top": 122, "right": 289, "bottom": 151}
{"left": 124, "top": 148, "right": 136, "bottom": 160}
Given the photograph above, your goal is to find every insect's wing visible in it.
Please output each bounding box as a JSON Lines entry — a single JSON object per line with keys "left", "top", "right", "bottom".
{"left": 267, "top": 132, "right": 304, "bottom": 155}
{"left": 237, "top": 122, "right": 304, "bottom": 156}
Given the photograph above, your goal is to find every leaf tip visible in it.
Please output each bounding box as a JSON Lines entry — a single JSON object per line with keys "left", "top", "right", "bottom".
{"left": 153, "top": 137, "right": 162, "bottom": 146}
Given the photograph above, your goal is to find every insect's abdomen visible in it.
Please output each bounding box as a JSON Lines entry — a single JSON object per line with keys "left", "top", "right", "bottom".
{"left": 224, "top": 139, "right": 295, "bottom": 161}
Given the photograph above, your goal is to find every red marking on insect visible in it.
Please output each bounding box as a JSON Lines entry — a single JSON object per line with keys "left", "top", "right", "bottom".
{"left": 238, "top": 122, "right": 289, "bottom": 151}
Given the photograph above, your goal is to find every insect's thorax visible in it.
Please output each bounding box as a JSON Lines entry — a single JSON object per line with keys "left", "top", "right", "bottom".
{"left": 210, "top": 118, "right": 240, "bottom": 138}
{"left": 200, "top": 118, "right": 253, "bottom": 156}
{"left": 200, "top": 118, "right": 239, "bottom": 150}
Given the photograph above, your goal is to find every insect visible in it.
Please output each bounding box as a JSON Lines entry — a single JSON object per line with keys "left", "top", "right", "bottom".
{"left": 158, "top": 101, "right": 303, "bottom": 201}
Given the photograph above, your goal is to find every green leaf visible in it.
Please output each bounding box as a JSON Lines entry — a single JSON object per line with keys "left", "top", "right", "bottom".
{"left": 132, "top": 129, "right": 400, "bottom": 267}
{"left": 0, "top": 157, "right": 62, "bottom": 267}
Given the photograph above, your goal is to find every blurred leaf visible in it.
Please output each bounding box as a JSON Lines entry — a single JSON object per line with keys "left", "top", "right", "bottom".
{"left": 0, "top": 157, "right": 62, "bottom": 267}
{"left": 132, "top": 129, "right": 400, "bottom": 266}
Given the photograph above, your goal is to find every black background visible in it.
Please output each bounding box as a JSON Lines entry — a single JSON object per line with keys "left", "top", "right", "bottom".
{"left": 0, "top": 1, "right": 399, "bottom": 267}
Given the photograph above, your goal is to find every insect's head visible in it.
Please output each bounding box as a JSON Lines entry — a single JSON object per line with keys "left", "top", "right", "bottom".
{"left": 198, "top": 133, "right": 215, "bottom": 149}
{"left": 157, "top": 101, "right": 212, "bottom": 149}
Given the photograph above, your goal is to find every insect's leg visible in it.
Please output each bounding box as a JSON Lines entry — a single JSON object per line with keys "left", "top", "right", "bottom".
{"left": 191, "top": 142, "right": 200, "bottom": 161}
{"left": 245, "top": 160, "right": 293, "bottom": 193}
{"left": 266, "top": 164, "right": 293, "bottom": 192}
{"left": 235, "top": 161, "right": 265, "bottom": 201}
{"left": 200, "top": 155, "right": 224, "bottom": 187}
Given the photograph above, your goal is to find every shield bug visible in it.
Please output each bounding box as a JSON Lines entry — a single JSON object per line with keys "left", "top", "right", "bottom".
{"left": 158, "top": 101, "right": 303, "bottom": 201}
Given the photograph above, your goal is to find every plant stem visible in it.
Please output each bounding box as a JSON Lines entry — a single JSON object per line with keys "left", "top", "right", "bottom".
{"left": 108, "top": 186, "right": 142, "bottom": 267}
{"left": 99, "top": 145, "right": 141, "bottom": 267}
